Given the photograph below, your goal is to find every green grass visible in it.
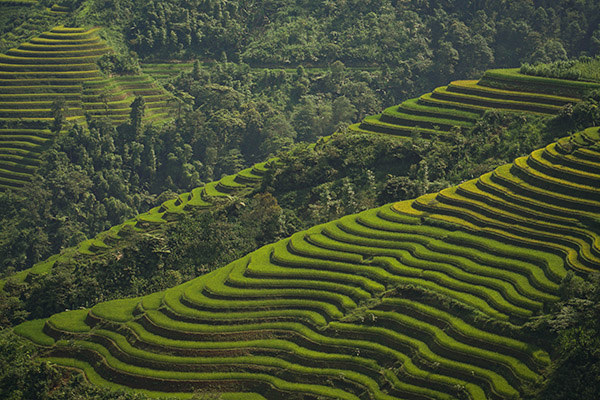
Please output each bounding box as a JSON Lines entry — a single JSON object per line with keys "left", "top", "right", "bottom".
{"left": 530, "top": 147, "right": 600, "bottom": 185}
{"left": 47, "top": 309, "right": 90, "bottom": 333}
{"left": 491, "top": 163, "right": 599, "bottom": 220}
{"left": 43, "top": 357, "right": 267, "bottom": 399}
{"left": 138, "top": 308, "right": 486, "bottom": 399}
{"left": 480, "top": 68, "right": 600, "bottom": 97}
{"left": 418, "top": 187, "right": 600, "bottom": 275}
{"left": 202, "top": 181, "right": 230, "bottom": 198}
{"left": 235, "top": 167, "right": 263, "bottom": 183}
{"left": 62, "top": 329, "right": 404, "bottom": 400}
{"left": 369, "top": 205, "right": 561, "bottom": 286}
{"left": 135, "top": 206, "right": 167, "bottom": 224}
{"left": 309, "top": 231, "right": 532, "bottom": 319}
{"left": 457, "top": 179, "right": 598, "bottom": 251}
{"left": 91, "top": 297, "right": 141, "bottom": 323}
{"left": 385, "top": 203, "right": 569, "bottom": 281}
{"left": 447, "top": 80, "right": 578, "bottom": 106}
{"left": 217, "top": 173, "right": 247, "bottom": 191}
{"left": 479, "top": 170, "right": 598, "bottom": 228}
{"left": 184, "top": 187, "right": 212, "bottom": 208}
{"left": 399, "top": 97, "right": 481, "bottom": 121}
{"left": 321, "top": 218, "right": 556, "bottom": 304}
{"left": 431, "top": 86, "right": 563, "bottom": 114}
{"left": 360, "top": 114, "right": 447, "bottom": 138}
{"left": 513, "top": 156, "right": 599, "bottom": 200}
{"left": 381, "top": 105, "right": 474, "bottom": 129}
{"left": 380, "top": 297, "right": 550, "bottom": 366}
{"left": 13, "top": 319, "right": 55, "bottom": 346}
{"left": 49, "top": 339, "right": 368, "bottom": 400}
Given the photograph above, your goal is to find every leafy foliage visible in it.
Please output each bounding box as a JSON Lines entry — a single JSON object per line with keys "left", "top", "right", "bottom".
{"left": 538, "top": 274, "right": 600, "bottom": 400}
{"left": 521, "top": 56, "right": 600, "bottom": 82}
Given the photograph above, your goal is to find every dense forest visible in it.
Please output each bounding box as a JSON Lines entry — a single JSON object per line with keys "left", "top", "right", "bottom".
{"left": 0, "top": 0, "right": 600, "bottom": 399}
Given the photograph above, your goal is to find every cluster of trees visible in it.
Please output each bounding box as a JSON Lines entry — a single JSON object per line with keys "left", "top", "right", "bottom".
{"left": 168, "top": 60, "right": 387, "bottom": 167}
{"left": 267, "top": 110, "right": 559, "bottom": 225}
{"left": 0, "top": 329, "right": 166, "bottom": 400}
{"left": 60, "top": 0, "right": 600, "bottom": 96}
{"left": 0, "top": 192, "right": 295, "bottom": 327}
{"left": 513, "top": 271, "right": 600, "bottom": 400}
{"left": 521, "top": 55, "right": 600, "bottom": 82}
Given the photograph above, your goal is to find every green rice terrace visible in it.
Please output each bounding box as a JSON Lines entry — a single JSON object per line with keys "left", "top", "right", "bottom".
{"left": 13, "top": 126, "right": 600, "bottom": 399}
{"left": 4, "top": 65, "right": 600, "bottom": 294}
{"left": 0, "top": 25, "right": 174, "bottom": 190}
{"left": 351, "top": 68, "right": 600, "bottom": 140}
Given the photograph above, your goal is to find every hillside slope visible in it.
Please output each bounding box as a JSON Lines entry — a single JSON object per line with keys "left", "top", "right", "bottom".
{"left": 2, "top": 66, "right": 594, "bottom": 293}
{"left": 14, "top": 127, "right": 600, "bottom": 399}
{"left": 351, "top": 68, "right": 600, "bottom": 139}
{"left": 0, "top": 25, "right": 174, "bottom": 190}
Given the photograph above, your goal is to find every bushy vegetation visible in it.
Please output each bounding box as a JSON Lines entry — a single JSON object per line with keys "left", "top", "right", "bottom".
{"left": 0, "top": 330, "right": 172, "bottom": 400}
{"left": 538, "top": 273, "right": 600, "bottom": 400}
{"left": 74, "top": 1, "right": 600, "bottom": 73}
{"left": 521, "top": 56, "right": 600, "bottom": 83}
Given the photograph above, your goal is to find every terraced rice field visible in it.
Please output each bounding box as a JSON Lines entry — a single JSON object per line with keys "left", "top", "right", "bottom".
{"left": 79, "top": 159, "right": 276, "bottom": 256}
{"left": 0, "top": 26, "right": 105, "bottom": 190}
{"left": 0, "top": 26, "right": 174, "bottom": 190}
{"left": 5, "top": 66, "right": 598, "bottom": 294}
{"left": 351, "top": 69, "right": 600, "bottom": 140}
{"left": 15, "top": 127, "right": 600, "bottom": 399}
{"left": 0, "top": 0, "right": 37, "bottom": 5}
{"left": 0, "top": 156, "right": 278, "bottom": 290}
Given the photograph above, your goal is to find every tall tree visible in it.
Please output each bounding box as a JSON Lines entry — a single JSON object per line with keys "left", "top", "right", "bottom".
{"left": 130, "top": 95, "right": 146, "bottom": 139}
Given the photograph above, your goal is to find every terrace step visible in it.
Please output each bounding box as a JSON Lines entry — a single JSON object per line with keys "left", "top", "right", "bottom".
{"left": 430, "top": 187, "right": 600, "bottom": 270}
{"left": 379, "top": 105, "right": 473, "bottom": 132}
{"left": 447, "top": 80, "right": 578, "bottom": 107}
{"left": 0, "top": 54, "right": 105, "bottom": 64}
{"left": 359, "top": 115, "right": 448, "bottom": 139}
{"left": 398, "top": 98, "right": 480, "bottom": 123}
{"left": 479, "top": 68, "right": 600, "bottom": 98}
{"left": 514, "top": 156, "right": 600, "bottom": 201}
{"left": 18, "top": 43, "right": 109, "bottom": 52}
{"left": 532, "top": 146, "right": 600, "bottom": 185}
{"left": 431, "top": 86, "right": 562, "bottom": 115}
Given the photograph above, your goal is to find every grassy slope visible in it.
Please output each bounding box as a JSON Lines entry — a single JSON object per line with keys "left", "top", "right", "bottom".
{"left": 0, "top": 24, "right": 176, "bottom": 191}
{"left": 2, "top": 65, "right": 590, "bottom": 291}
{"left": 13, "top": 127, "right": 600, "bottom": 399}
{"left": 350, "top": 70, "right": 598, "bottom": 140}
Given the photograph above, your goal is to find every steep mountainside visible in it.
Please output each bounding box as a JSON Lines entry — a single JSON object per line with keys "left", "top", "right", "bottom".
{"left": 352, "top": 68, "right": 600, "bottom": 139}
{"left": 2, "top": 66, "right": 594, "bottom": 294}
{"left": 15, "top": 127, "right": 600, "bottom": 399}
{"left": 0, "top": 25, "right": 173, "bottom": 190}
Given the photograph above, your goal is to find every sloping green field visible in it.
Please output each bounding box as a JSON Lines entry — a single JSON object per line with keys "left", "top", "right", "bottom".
{"left": 3, "top": 66, "right": 595, "bottom": 296}
{"left": 0, "top": 25, "right": 175, "bottom": 190}
{"left": 350, "top": 69, "right": 599, "bottom": 140}
{"left": 14, "top": 127, "right": 600, "bottom": 399}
